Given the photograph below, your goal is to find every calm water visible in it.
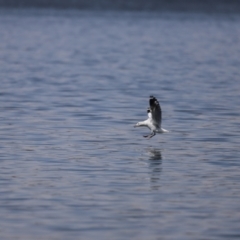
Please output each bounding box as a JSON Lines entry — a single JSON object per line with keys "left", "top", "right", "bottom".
{"left": 0, "top": 9, "right": 240, "bottom": 240}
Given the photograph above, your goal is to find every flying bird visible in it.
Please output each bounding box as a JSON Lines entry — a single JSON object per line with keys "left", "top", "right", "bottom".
{"left": 134, "top": 96, "right": 169, "bottom": 139}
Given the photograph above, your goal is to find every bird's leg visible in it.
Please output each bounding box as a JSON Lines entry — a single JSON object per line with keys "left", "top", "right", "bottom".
{"left": 143, "top": 132, "right": 155, "bottom": 139}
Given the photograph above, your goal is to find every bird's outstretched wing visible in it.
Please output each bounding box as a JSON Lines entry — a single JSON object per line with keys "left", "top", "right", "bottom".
{"left": 149, "top": 96, "right": 162, "bottom": 127}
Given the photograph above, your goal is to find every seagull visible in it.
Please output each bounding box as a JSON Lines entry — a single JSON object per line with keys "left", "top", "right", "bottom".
{"left": 134, "top": 96, "right": 169, "bottom": 139}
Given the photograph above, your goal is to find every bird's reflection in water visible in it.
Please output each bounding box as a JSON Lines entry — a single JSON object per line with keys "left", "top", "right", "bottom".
{"left": 146, "top": 148, "right": 162, "bottom": 190}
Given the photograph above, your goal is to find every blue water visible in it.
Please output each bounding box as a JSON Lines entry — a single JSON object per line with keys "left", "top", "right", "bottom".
{"left": 0, "top": 9, "right": 240, "bottom": 240}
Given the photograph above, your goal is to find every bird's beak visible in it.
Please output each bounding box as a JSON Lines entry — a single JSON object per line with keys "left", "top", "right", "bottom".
{"left": 134, "top": 124, "right": 137, "bottom": 128}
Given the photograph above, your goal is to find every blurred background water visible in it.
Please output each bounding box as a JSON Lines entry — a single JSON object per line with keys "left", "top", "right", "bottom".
{"left": 0, "top": 5, "right": 240, "bottom": 240}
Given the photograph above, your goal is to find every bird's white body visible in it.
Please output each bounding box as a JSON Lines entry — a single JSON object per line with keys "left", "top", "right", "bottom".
{"left": 134, "top": 115, "right": 169, "bottom": 135}
{"left": 134, "top": 96, "right": 168, "bottom": 139}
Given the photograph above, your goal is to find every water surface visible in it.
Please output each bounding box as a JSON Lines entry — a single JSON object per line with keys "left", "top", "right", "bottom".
{"left": 0, "top": 9, "right": 240, "bottom": 240}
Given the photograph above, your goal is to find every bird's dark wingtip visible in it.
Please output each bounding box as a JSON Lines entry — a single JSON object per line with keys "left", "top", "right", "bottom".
{"left": 149, "top": 95, "right": 158, "bottom": 106}
{"left": 150, "top": 95, "right": 157, "bottom": 102}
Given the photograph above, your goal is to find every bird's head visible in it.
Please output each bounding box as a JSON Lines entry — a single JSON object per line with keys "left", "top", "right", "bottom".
{"left": 134, "top": 122, "right": 141, "bottom": 128}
